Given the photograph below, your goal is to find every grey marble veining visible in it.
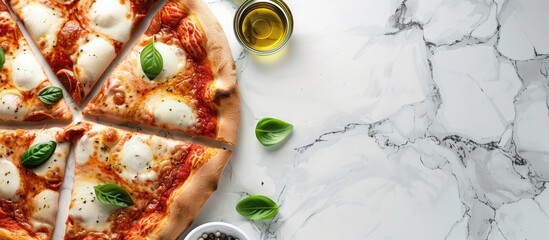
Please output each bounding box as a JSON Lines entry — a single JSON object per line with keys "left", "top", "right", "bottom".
{"left": 191, "top": 0, "right": 549, "bottom": 239}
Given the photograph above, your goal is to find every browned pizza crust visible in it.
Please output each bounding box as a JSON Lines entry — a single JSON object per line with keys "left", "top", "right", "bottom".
{"left": 185, "top": 0, "right": 241, "bottom": 146}
{"left": 150, "top": 148, "right": 232, "bottom": 239}
{"left": 166, "top": 0, "right": 241, "bottom": 146}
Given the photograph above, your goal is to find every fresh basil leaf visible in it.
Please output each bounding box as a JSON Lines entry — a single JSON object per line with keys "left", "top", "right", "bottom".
{"left": 38, "top": 86, "right": 63, "bottom": 105}
{"left": 236, "top": 195, "right": 279, "bottom": 220}
{"left": 255, "top": 117, "right": 293, "bottom": 146}
{"left": 140, "top": 39, "right": 163, "bottom": 80}
{"left": 94, "top": 183, "right": 135, "bottom": 207}
{"left": 21, "top": 141, "right": 57, "bottom": 168}
{"left": 0, "top": 47, "right": 5, "bottom": 69}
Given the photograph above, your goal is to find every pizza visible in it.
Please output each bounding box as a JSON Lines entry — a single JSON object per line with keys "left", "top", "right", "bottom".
{"left": 7, "top": 0, "right": 157, "bottom": 104}
{"left": 0, "top": 3, "right": 72, "bottom": 121}
{"left": 83, "top": 0, "right": 240, "bottom": 145}
{"left": 62, "top": 121, "right": 231, "bottom": 239}
{"left": 0, "top": 0, "right": 241, "bottom": 238}
{"left": 0, "top": 127, "right": 71, "bottom": 240}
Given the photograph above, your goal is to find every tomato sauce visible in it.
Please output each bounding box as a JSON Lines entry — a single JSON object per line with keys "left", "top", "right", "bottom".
{"left": 190, "top": 59, "right": 218, "bottom": 138}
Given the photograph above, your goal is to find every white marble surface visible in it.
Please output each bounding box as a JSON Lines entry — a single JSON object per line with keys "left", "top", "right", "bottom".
{"left": 3, "top": 0, "right": 549, "bottom": 239}
{"left": 191, "top": 0, "right": 549, "bottom": 239}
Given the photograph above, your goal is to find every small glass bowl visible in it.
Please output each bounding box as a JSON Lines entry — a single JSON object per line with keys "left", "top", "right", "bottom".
{"left": 233, "top": 0, "right": 294, "bottom": 55}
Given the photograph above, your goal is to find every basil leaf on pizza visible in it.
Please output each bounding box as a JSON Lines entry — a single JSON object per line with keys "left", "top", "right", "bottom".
{"left": 0, "top": 47, "right": 5, "bottom": 69}
{"left": 21, "top": 141, "right": 57, "bottom": 168}
{"left": 255, "top": 117, "right": 293, "bottom": 146}
{"left": 94, "top": 183, "right": 135, "bottom": 207}
{"left": 38, "top": 86, "right": 63, "bottom": 105}
{"left": 140, "top": 39, "right": 163, "bottom": 80}
{"left": 236, "top": 195, "right": 279, "bottom": 220}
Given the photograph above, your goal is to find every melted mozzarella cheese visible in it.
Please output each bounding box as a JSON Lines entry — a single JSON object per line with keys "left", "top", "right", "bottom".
{"left": 74, "top": 133, "right": 93, "bottom": 165}
{"left": 75, "top": 36, "right": 116, "bottom": 94}
{"left": 31, "top": 128, "right": 60, "bottom": 145}
{"left": 137, "top": 43, "right": 186, "bottom": 82}
{"left": 119, "top": 136, "right": 157, "bottom": 182}
{"left": 0, "top": 159, "right": 20, "bottom": 200}
{"left": 145, "top": 94, "right": 198, "bottom": 130}
{"left": 88, "top": 0, "right": 134, "bottom": 42}
{"left": 70, "top": 180, "right": 118, "bottom": 232}
{"left": 75, "top": 125, "right": 113, "bottom": 165}
{"left": 20, "top": 3, "right": 64, "bottom": 53}
{"left": 0, "top": 91, "right": 24, "bottom": 120}
{"left": 90, "top": 123, "right": 107, "bottom": 133}
{"left": 11, "top": 48, "right": 46, "bottom": 90}
{"left": 32, "top": 189, "right": 58, "bottom": 227}
{"left": 121, "top": 137, "right": 152, "bottom": 173}
{"left": 31, "top": 129, "right": 69, "bottom": 177}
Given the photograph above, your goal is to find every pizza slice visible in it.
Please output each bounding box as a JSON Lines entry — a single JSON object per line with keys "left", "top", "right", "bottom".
{"left": 7, "top": 0, "right": 157, "bottom": 104}
{"left": 0, "top": 3, "right": 72, "bottom": 121}
{"left": 63, "top": 121, "right": 231, "bottom": 239}
{"left": 0, "top": 127, "right": 71, "bottom": 240}
{"left": 83, "top": 0, "right": 240, "bottom": 145}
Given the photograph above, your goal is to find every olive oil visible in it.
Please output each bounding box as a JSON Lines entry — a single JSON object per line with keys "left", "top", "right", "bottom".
{"left": 234, "top": 0, "right": 293, "bottom": 55}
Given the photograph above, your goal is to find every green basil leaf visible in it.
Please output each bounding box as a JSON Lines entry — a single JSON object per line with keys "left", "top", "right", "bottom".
{"left": 255, "top": 117, "right": 293, "bottom": 146}
{"left": 236, "top": 195, "right": 279, "bottom": 220}
{"left": 21, "top": 141, "right": 57, "bottom": 168}
{"left": 140, "top": 39, "right": 163, "bottom": 80}
{"left": 38, "top": 86, "right": 63, "bottom": 105}
{"left": 0, "top": 47, "right": 5, "bottom": 69}
{"left": 94, "top": 183, "right": 135, "bottom": 207}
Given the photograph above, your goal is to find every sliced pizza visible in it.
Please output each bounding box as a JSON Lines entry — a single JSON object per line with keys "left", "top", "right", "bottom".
{"left": 7, "top": 0, "right": 157, "bottom": 104}
{"left": 83, "top": 0, "right": 240, "bottom": 145}
{"left": 0, "top": 127, "right": 71, "bottom": 240}
{"left": 0, "top": 3, "right": 72, "bottom": 121}
{"left": 63, "top": 121, "right": 231, "bottom": 239}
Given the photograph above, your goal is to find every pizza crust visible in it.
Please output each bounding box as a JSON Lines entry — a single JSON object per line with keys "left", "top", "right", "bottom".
{"left": 185, "top": 0, "right": 241, "bottom": 146}
{"left": 150, "top": 148, "right": 232, "bottom": 239}
{"left": 123, "top": 1, "right": 240, "bottom": 235}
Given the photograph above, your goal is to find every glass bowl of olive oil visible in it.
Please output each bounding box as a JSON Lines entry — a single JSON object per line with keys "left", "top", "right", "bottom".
{"left": 234, "top": 0, "right": 293, "bottom": 55}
